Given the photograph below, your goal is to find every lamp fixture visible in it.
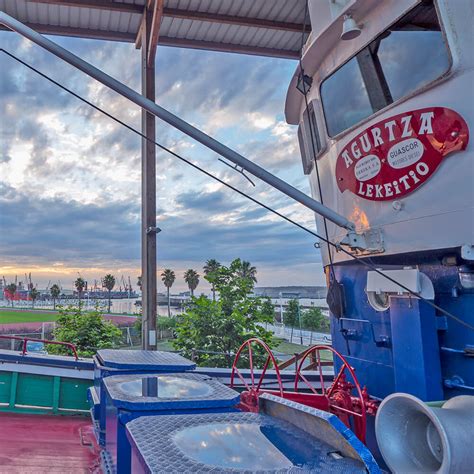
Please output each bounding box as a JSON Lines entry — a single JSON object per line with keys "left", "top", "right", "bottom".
{"left": 296, "top": 73, "right": 313, "bottom": 95}
{"left": 341, "top": 14, "right": 361, "bottom": 41}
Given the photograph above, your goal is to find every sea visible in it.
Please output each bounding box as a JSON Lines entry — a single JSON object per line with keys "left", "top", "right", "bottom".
{"left": 0, "top": 297, "right": 181, "bottom": 316}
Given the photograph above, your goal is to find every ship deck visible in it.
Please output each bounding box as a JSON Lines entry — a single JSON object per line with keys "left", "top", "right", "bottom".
{"left": 0, "top": 413, "right": 100, "bottom": 473}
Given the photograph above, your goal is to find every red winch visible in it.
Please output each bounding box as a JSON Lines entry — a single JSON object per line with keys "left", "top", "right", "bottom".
{"left": 230, "top": 338, "right": 379, "bottom": 442}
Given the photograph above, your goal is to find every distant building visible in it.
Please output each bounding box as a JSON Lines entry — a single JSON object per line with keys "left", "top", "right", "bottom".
{"left": 253, "top": 286, "right": 327, "bottom": 299}
{"left": 252, "top": 286, "right": 329, "bottom": 322}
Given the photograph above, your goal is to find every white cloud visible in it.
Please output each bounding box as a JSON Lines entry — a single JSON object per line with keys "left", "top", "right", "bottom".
{"left": 246, "top": 112, "right": 276, "bottom": 130}
{"left": 0, "top": 32, "right": 321, "bottom": 288}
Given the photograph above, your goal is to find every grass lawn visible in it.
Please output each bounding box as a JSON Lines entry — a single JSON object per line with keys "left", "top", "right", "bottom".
{"left": 273, "top": 337, "right": 332, "bottom": 362}
{"left": 274, "top": 338, "right": 308, "bottom": 355}
{"left": 0, "top": 310, "right": 59, "bottom": 324}
{"left": 156, "top": 339, "right": 176, "bottom": 351}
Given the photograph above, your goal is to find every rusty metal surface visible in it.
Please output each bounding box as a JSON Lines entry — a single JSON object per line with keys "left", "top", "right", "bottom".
{"left": 0, "top": 412, "right": 101, "bottom": 473}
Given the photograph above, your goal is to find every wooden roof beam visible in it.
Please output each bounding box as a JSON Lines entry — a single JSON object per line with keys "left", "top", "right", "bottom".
{"left": 0, "top": 23, "right": 299, "bottom": 59}
{"left": 158, "top": 36, "right": 300, "bottom": 60}
{"left": 28, "top": 0, "right": 143, "bottom": 14}
{"left": 0, "top": 21, "right": 136, "bottom": 42}
{"left": 135, "top": 17, "right": 144, "bottom": 49}
{"left": 147, "top": 0, "right": 163, "bottom": 67}
{"left": 163, "top": 8, "right": 309, "bottom": 33}
{"left": 135, "top": 1, "right": 154, "bottom": 50}
{"left": 26, "top": 2, "right": 309, "bottom": 33}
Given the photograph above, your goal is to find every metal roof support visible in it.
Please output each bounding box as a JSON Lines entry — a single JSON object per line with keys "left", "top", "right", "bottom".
{"left": 156, "top": 37, "right": 301, "bottom": 60}
{"left": 141, "top": 7, "right": 158, "bottom": 351}
{"left": 0, "top": 21, "right": 136, "bottom": 43}
{"left": 0, "top": 21, "right": 301, "bottom": 58}
{"left": 0, "top": 12, "right": 355, "bottom": 233}
{"left": 161, "top": 8, "right": 307, "bottom": 33}
{"left": 29, "top": 0, "right": 143, "bottom": 14}
{"left": 135, "top": 19, "right": 144, "bottom": 49}
{"left": 147, "top": 0, "right": 163, "bottom": 67}
{"left": 27, "top": 1, "right": 310, "bottom": 33}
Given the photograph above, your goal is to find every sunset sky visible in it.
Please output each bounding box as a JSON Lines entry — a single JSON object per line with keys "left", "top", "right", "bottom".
{"left": 0, "top": 31, "right": 324, "bottom": 292}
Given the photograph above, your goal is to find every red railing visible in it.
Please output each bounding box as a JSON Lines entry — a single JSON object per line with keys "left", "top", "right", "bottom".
{"left": 0, "top": 335, "right": 78, "bottom": 360}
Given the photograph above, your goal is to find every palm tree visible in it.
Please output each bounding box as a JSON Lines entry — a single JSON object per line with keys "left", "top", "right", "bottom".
{"left": 74, "top": 277, "right": 86, "bottom": 301}
{"left": 203, "top": 259, "right": 221, "bottom": 301}
{"left": 237, "top": 260, "right": 257, "bottom": 283}
{"left": 184, "top": 269, "right": 199, "bottom": 297}
{"left": 5, "top": 283, "right": 16, "bottom": 307}
{"left": 103, "top": 274, "right": 116, "bottom": 313}
{"left": 50, "top": 284, "right": 61, "bottom": 310}
{"left": 30, "top": 288, "right": 40, "bottom": 309}
{"left": 161, "top": 269, "right": 176, "bottom": 317}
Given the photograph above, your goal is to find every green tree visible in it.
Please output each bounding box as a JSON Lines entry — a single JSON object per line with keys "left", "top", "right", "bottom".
{"left": 157, "top": 316, "right": 176, "bottom": 338}
{"left": 174, "top": 259, "right": 273, "bottom": 367}
{"left": 50, "top": 284, "right": 61, "bottom": 310}
{"left": 30, "top": 288, "right": 40, "bottom": 309}
{"left": 102, "top": 274, "right": 116, "bottom": 313}
{"left": 284, "top": 299, "right": 301, "bottom": 342}
{"left": 236, "top": 260, "right": 257, "bottom": 283}
{"left": 134, "top": 315, "right": 176, "bottom": 337}
{"left": 302, "top": 307, "right": 330, "bottom": 344}
{"left": 184, "top": 269, "right": 199, "bottom": 297}
{"left": 5, "top": 283, "right": 16, "bottom": 307}
{"left": 260, "top": 297, "right": 275, "bottom": 321}
{"left": 284, "top": 299, "right": 300, "bottom": 327}
{"left": 161, "top": 269, "right": 176, "bottom": 317}
{"left": 47, "top": 304, "right": 121, "bottom": 358}
{"left": 213, "top": 259, "right": 255, "bottom": 316}
{"left": 74, "top": 277, "right": 86, "bottom": 301}
{"left": 203, "top": 259, "right": 221, "bottom": 301}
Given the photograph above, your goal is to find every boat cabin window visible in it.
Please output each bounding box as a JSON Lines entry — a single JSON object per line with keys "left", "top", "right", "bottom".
{"left": 302, "top": 102, "right": 322, "bottom": 157}
{"left": 297, "top": 126, "right": 312, "bottom": 174}
{"left": 320, "top": 1, "right": 450, "bottom": 137}
{"left": 298, "top": 101, "right": 322, "bottom": 174}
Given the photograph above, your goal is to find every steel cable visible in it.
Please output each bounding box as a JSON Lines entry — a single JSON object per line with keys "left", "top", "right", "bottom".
{"left": 2, "top": 48, "right": 472, "bottom": 332}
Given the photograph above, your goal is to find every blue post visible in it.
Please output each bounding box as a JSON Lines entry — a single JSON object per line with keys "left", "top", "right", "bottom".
{"left": 390, "top": 297, "right": 443, "bottom": 400}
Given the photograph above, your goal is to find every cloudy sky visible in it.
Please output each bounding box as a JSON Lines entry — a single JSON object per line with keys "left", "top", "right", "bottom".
{"left": 0, "top": 31, "right": 324, "bottom": 292}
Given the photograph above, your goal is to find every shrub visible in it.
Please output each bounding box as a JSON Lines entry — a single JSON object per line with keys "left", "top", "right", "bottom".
{"left": 47, "top": 304, "right": 121, "bottom": 358}
{"left": 173, "top": 259, "right": 274, "bottom": 367}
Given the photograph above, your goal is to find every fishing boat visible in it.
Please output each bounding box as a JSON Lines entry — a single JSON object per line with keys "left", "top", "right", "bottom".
{"left": 282, "top": 0, "right": 473, "bottom": 470}
{"left": 0, "top": 0, "right": 472, "bottom": 472}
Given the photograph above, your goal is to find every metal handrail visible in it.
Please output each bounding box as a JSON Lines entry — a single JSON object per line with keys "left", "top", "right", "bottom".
{"left": 0, "top": 335, "right": 79, "bottom": 360}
